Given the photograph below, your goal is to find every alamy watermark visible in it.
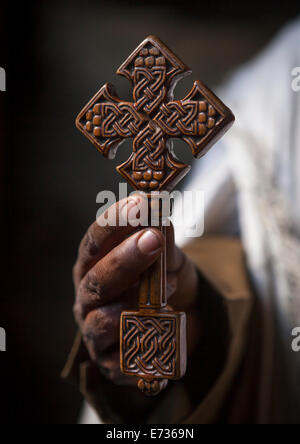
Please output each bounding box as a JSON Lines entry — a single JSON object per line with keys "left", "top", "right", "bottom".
{"left": 0, "top": 327, "right": 6, "bottom": 351}
{"left": 96, "top": 183, "right": 205, "bottom": 238}
{"left": 0, "top": 67, "right": 6, "bottom": 92}
{"left": 291, "top": 327, "right": 300, "bottom": 352}
{"left": 291, "top": 67, "right": 300, "bottom": 92}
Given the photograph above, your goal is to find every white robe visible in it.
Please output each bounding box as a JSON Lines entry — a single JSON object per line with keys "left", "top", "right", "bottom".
{"left": 174, "top": 16, "right": 300, "bottom": 422}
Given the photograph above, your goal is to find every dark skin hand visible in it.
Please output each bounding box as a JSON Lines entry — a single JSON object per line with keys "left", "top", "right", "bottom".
{"left": 73, "top": 196, "right": 202, "bottom": 389}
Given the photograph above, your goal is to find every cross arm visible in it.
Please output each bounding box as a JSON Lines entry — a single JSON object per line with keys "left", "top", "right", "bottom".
{"left": 154, "top": 80, "right": 235, "bottom": 158}
{"left": 76, "top": 83, "right": 146, "bottom": 159}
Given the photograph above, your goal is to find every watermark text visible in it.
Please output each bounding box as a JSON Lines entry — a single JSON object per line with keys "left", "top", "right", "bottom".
{"left": 0, "top": 327, "right": 6, "bottom": 351}
{"left": 291, "top": 67, "right": 300, "bottom": 92}
{"left": 291, "top": 327, "right": 300, "bottom": 352}
{"left": 96, "top": 183, "right": 204, "bottom": 238}
{"left": 0, "top": 67, "right": 6, "bottom": 92}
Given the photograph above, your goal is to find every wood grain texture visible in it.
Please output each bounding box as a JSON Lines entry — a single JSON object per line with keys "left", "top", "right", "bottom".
{"left": 76, "top": 36, "right": 235, "bottom": 395}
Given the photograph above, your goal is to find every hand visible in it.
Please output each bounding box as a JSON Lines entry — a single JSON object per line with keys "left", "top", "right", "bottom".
{"left": 72, "top": 196, "right": 201, "bottom": 387}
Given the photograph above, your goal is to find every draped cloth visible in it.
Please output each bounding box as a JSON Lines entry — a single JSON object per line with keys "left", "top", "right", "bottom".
{"left": 174, "top": 17, "right": 300, "bottom": 423}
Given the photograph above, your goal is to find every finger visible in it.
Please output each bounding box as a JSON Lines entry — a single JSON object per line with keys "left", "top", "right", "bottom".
{"left": 94, "top": 348, "right": 137, "bottom": 386}
{"left": 165, "top": 224, "right": 197, "bottom": 307}
{"left": 168, "top": 256, "right": 198, "bottom": 311}
{"left": 73, "top": 195, "right": 148, "bottom": 288}
{"left": 75, "top": 228, "right": 164, "bottom": 320}
{"left": 165, "top": 223, "right": 184, "bottom": 272}
{"left": 80, "top": 291, "right": 137, "bottom": 354}
{"left": 166, "top": 271, "right": 178, "bottom": 300}
{"left": 81, "top": 295, "right": 138, "bottom": 386}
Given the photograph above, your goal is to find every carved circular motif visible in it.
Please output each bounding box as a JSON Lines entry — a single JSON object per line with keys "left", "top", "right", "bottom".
{"left": 198, "top": 112, "right": 207, "bottom": 123}
{"left": 138, "top": 181, "right": 148, "bottom": 189}
{"left": 86, "top": 121, "right": 92, "bottom": 132}
{"left": 208, "top": 105, "right": 216, "bottom": 116}
{"left": 143, "top": 169, "right": 153, "bottom": 181}
{"left": 132, "top": 171, "right": 143, "bottom": 180}
{"left": 198, "top": 124, "right": 207, "bottom": 135}
{"left": 153, "top": 171, "right": 164, "bottom": 181}
{"left": 134, "top": 46, "right": 166, "bottom": 68}
{"left": 150, "top": 180, "right": 159, "bottom": 189}
{"left": 199, "top": 101, "right": 207, "bottom": 112}
{"left": 207, "top": 117, "right": 215, "bottom": 129}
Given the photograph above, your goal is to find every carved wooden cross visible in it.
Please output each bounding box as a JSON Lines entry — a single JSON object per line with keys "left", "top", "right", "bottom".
{"left": 76, "top": 36, "right": 234, "bottom": 396}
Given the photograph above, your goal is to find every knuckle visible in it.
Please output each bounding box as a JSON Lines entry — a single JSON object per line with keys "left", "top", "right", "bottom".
{"left": 77, "top": 276, "right": 104, "bottom": 319}
{"left": 101, "top": 223, "right": 118, "bottom": 236}
{"left": 82, "top": 309, "right": 120, "bottom": 346}
{"left": 85, "top": 268, "right": 106, "bottom": 299}
{"left": 84, "top": 309, "right": 111, "bottom": 338}
{"left": 83, "top": 226, "right": 99, "bottom": 258}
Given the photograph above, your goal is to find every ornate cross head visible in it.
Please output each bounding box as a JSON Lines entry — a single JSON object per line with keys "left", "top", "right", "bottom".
{"left": 76, "top": 36, "right": 234, "bottom": 192}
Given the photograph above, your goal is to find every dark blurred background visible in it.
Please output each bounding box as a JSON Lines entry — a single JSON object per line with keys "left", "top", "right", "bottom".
{"left": 0, "top": 0, "right": 299, "bottom": 424}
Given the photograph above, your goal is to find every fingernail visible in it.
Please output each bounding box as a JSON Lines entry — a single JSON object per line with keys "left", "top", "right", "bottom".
{"left": 138, "top": 230, "right": 162, "bottom": 255}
